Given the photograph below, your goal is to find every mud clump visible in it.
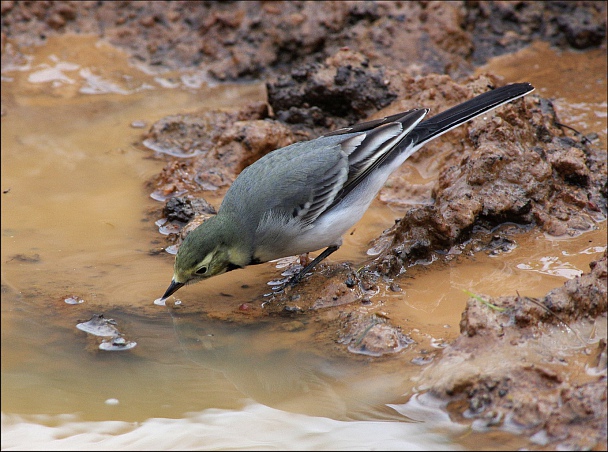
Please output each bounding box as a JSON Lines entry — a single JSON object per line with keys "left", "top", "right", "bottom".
{"left": 2, "top": 2, "right": 604, "bottom": 82}
{"left": 463, "top": 1, "right": 607, "bottom": 63}
{"left": 162, "top": 196, "right": 216, "bottom": 225}
{"left": 460, "top": 252, "right": 607, "bottom": 337}
{"left": 337, "top": 311, "right": 414, "bottom": 357}
{"left": 267, "top": 48, "right": 398, "bottom": 134}
{"left": 416, "top": 252, "right": 607, "bottom": 450}
{"left": 146, "top": 101, "right": 299, "bottom": 199}
{"left": 371, "top": 89, "right": 607, "bottom": 277}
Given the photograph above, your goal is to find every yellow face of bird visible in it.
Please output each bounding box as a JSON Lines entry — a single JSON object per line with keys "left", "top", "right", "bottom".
{"left": 173, "top": 243, "right": 233, "bottom": 286}
{"left": 171, "top": 213, "right": 249, "bottom": 284}
{"left": 161, "top": 214, "right": 250, "bottom": 301}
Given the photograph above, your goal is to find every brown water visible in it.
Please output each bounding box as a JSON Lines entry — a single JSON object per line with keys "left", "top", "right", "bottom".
{"left": 1, "top": 35, "right": 606, "bottom": 450}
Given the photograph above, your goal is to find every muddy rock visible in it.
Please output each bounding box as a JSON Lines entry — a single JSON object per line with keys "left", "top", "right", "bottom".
{"left": 148, "top": 160, "right": 202, "bottom": 202}
{"left": 144, "top": 101, "right": 268, "bottom": 161}
{"left": 415, "top": 252, "right": 607, "bottom": 450}
{"left": 0, "top": 1, "right": 472, "bottom": 80}
{"left": 463, "top": 1, "right": 606, "bottom": 63}
{"left": 267, "top": 48, "right": 398, "bottom": 134}
{"left": 158, "top": 196, "right": 217, "bottom": 250}
{"left": 337, "top": 311, "right": 414, "bottom": 357}
{"left": 310, "top": 278, "right": 363, "bottom": 310}
{"left": 461, "top": 252, "right": 607, "bottom": 337}
{"left": 262, "top": 264, "right": 367, "bottom": 314}
{"left": 146, "top": 101, "right": 299, "bottom": 199}
{"left": 372, "top": 82, "right": 607, "bottom": 276}
{"left": 144, "top": 112, "right": 235, "bottom": 159}
{"left": 254, "top": 263, "right": 413, "bottom": 358}
{"left": 162, "top": 195, "right": 216, "bottom": 225}
{"left": 4, "top": 2, "right": 603, "bottom": 83}
{"left": 446, "top": 368, "right": 606, "bottom": 450}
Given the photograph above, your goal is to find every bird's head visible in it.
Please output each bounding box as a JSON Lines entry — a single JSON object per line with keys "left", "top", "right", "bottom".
{"left": 159, "top": 215, "right": 246, "bottom": 301}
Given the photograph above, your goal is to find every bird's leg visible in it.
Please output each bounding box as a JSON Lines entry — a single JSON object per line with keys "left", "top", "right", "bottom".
{"left": 288, "top": 245, "right": 339, "bottom": 286}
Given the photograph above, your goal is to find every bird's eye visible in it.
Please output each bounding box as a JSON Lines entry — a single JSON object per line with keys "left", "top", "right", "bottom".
{"left": 195, "top": 266, "right": 208, "bottom": 275}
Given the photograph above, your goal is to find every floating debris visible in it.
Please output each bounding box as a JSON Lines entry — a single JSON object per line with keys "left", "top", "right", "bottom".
{"left": 156, "top": 218, "right": 181, "bottom": 236}
{"left": 143, "top": 137, "right": 202, "bottom": 158}
{"left": 267, "top": 278, "right": 289, "bottom": 287}
{"left": 153, "top": 297, "right": 166, "bottom": 306}
{"left": 76, "top": 314, "right": 137, "bottom": 352}
{"left": 164, "top": 245, "right": 178, "bottom": 255}
{"left": 99, "top": 336, "right": 137, "bottom": 351}
{"left": 411, "top": 355, "right": 435, "bottom": 366}
{"left": 130, "top": 120, "right": 147, "bottom": 128}
{"left": 64, "top": 296, "right": 85, "bottom": 305}
{"left": 76, "top": 314, "right": 119, "bottom": 337}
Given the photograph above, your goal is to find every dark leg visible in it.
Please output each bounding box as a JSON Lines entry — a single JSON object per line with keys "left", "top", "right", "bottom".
{"left": 288, "top": 245, "right": 339, "bottom": 286}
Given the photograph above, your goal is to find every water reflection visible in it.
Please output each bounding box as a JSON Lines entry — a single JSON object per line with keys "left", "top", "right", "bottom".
{"left": 165, "top": 305, "right": 416, "bottom": 419}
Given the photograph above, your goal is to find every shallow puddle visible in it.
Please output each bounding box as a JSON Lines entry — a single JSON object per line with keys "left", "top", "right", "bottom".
{"left": 1, "top": 35, "right": 606, "bottom": 450}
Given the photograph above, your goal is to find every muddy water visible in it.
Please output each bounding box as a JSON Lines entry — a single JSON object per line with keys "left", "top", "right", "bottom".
{"left": 1, "top": 35, "right": 606, "bottom": 450}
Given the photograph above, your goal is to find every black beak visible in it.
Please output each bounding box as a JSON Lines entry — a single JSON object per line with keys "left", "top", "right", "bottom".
{"left": 160, "top": 280, "right": 185, "bottom": 302}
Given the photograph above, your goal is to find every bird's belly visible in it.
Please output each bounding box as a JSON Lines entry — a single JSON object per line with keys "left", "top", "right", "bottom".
{"left": 268, "top": 205, "right": 369, "bottom": 262}
{"left": 253, "top": 174, "right": 388, "bottom": 262}
{"left": 251, "top": 210, "right": 355, "bottom": 263}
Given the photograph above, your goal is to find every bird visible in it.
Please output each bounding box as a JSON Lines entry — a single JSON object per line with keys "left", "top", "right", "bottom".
{"left": 159, "top": 82, "right": 535, "bottom": 302}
